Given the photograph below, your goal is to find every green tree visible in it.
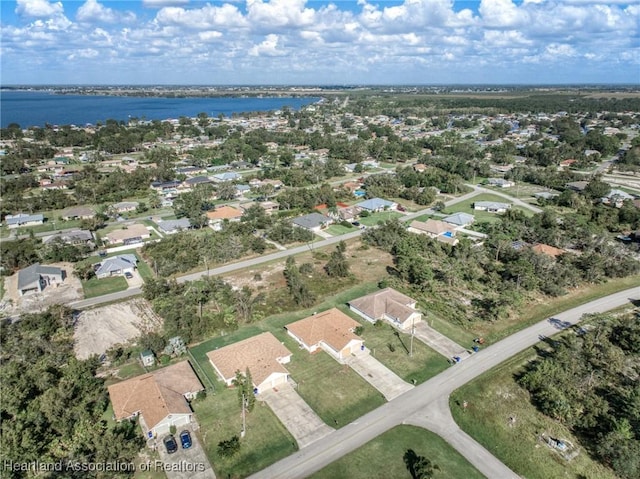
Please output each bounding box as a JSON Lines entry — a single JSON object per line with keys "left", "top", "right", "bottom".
{"left": 403, "top": 449, "right": 438, "bottom": 479}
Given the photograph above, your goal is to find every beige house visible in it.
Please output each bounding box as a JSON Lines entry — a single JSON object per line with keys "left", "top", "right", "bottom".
{"left": 286, "top": 308, "right": 364, "bottom": 361}
{"left": 349, "top": 288, "right": 422, "bottom": 330}
{"left": 107, "top": 361, "right": 204, "bottom": 438}
{"left": 105, "top": 224, "right": 150, "bottom": 245}
{"left": 408, "top": 219, "right": 458, "bottom": 245}
{"left": 206, "top": 205, "right": 243, "bottom": 229}
{"left": 207, "top": 332, "right": 292, "bottom": 393}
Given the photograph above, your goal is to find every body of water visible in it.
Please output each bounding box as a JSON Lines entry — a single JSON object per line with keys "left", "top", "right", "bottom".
{"left": 0, "top": 90, "right": 320, "bottom": 128}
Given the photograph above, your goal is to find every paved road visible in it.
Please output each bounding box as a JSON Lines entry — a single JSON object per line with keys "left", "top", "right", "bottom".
{"left": 249, "top": 287, "right": 640, "bottom": 479}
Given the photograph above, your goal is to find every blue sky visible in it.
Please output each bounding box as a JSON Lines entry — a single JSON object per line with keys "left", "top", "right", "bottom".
{"left": 1, "top": 0, "right": 639, "bottom": 85}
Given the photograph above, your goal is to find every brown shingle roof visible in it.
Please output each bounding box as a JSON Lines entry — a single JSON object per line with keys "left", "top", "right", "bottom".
{"left": 409, "top": 219, "right": 456, "bottom": 236}
{"left": 349, "top": 288, "right": 418, "bottom": 322}
{"left": 107, "top": 361, "right": 203, "bottom": 429}
{"left": 206, "top": 205, "right": 243, "bottom": 220}
{"left": 106, "top": 224, "right": 149, "bottom": 243}
{"left": 206, "top": 332, "right": 291, "bottom": 386}
{"left": 286, "top": 308, "right": 361, "bottom": 352}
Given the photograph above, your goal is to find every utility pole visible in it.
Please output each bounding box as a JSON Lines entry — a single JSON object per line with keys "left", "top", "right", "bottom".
{"left": 241, "top": 392, "right": 246, "bottom": 438}
{"left": 410, "top": 317, "right": 415, "bottom": 357}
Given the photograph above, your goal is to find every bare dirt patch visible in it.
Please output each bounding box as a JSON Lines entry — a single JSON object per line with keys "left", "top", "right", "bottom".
{"left": 74, "top": 298, "right": 163, "bottom": 359}
{"left": 1, "top": 262, "right": 83, "bottom": 315}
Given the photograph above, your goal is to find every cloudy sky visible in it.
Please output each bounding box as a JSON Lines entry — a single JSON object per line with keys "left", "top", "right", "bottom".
{"left": 1, "top": 0, "right": 638, "bottom": 85}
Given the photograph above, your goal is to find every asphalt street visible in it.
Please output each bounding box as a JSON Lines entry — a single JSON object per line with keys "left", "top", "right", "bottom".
{"left": 248, "top": 287, "right": 640, "bottom": 479}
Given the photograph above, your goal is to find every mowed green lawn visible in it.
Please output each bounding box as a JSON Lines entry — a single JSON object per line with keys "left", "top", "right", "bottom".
{"left": 193, "top": 388, "right": 297, "bottom": 479}
{"left": 450, "top": 348, "right": 620, "bottom": 479}
{"left": 278, "top": 333, "right": 387, "bottom": 428}
{"left": 326, "top": 224, "right": 357, "bottom": 236}
{"left": 444, "top": 193, "right": 532, "bottom": 223}
{"left": 336, "top": 306, "right": 449, "bottom": 384}
{"left": 359, "top": 211, "right": 403, "bottom": 226}
{"left": 82, "top": 276, "right": 128, "bottom": 298}
{"left": 310, "top": 425, "right": 485, "bottom": 479}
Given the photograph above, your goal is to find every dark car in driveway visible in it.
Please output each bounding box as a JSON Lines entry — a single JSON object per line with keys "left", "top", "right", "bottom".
{"left": 163, "top": 435, "right": 178, "bottom": 454}
{"left": 180, "top": 430, "right": 192, "bottom": 449}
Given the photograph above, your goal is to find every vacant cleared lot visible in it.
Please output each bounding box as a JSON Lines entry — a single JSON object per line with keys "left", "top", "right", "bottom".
{"left": 310, "top": 425, "right": 485, "bottom": 479}
{"left": 450, "top": 346, "right": 620, "bottom": 479}
{"left": 74, "top": 299, "right": 163, "bottom": 359}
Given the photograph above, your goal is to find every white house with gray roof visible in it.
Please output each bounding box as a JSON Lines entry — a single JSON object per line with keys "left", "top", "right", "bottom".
{"left": 355, "top": 198, "right": 397, "bottom": 212}
{"left": 157, "top": 218, "right": 192, "bottom": 235}
{"left": 473, "top": 201, "right": 511, "bottom": 213}
{"left": 17, "top": 264, "right": 65, "bottom": 296}
{"left": 292, "top": 213, "right": 333, "bottom": 232}
{"left": 5, "top": 213, "right": 44, "bottom": 229}
{"left": 443, "top": 212, "right": 475, "bottom": 228}
{"left": 95, "top": 254, "right": 138, "bottom": 279}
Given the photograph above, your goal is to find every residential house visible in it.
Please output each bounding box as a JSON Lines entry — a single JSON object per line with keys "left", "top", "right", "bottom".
{"left": 337, "top": 206, "right": 360, "bottom": 222}
{"left": 112, "top": 201, "right": 139, "bottom": 213}
{"left": 5, "top": 213, "right": 44, "bottom": 229}
{"left": 43, "top": 229, "right": 94, "bottom": 245}
{"left": 473, "top": 201, "right": 511, "bottom": 213}
{"left": 105, "top": 224, "right": 150, "bottom": 245}
{"left": 176, "top": 166, "right": 207, "bottom": 176}
{"left": 565, "top": 181, "right": 589, "bottom": 192}
{"left": 286, "top": 308, "right": 364, "bottom": 361}
{"left": 486, "top": 178, "right": 514, "bottom": 188}
{"left": 212, "top": 172, "right": 241, "bottom": 182}
{"left": 292, "top": 212, "right": 332, "bottom": 232}
{"left": 443, "top": 212, "right": 475, "bottom": 228}
{"left": 95, "top": 254, "right": 138, "bottom": 278}
{"left": 413, "top": 163, "right": 428, "bottom": 173}
{"left": 61, "top": 206, "right": 95, "bottom": 221}
{"left": 258, "top": 201, "right": 279, "bottom": 215}
{"left": 150, "top": 180, "right": 182, "bottom": 191}
{"left": 182, "top": 176, "right": 213, "bottom": 189}
{"left": 356, "top": 197, "right": 397, "bottom": 212}
{"left": 407, "top": 219, "right": 458, "bottom": 245}
{"left": 534, "top": 192, "right": 559, "bottom": 201}
{"left": 17, "top": 263, "right": 65, "bottom": 296}
{"left": 157, "top": 218, "right": 192, "bottom": 235}
{"left": 206, "top": 332, "right": 292, "bottom": 393}
{"left": 260, "top": 179, "right": 284, "bottom": 190}
{"left": 601, "top": 189, "right": 635, "bottom": 208}
{"left": 206, "top": 206, "right": 243, "bottom": 230}
{"left": 348, "top": 287, "right": 422, "bottom": 330}
{"left": 107, "top": 361, "right": 204, "bottom": 438}
{"left": 235, "top": 184, "right": 251, "bottom": 197}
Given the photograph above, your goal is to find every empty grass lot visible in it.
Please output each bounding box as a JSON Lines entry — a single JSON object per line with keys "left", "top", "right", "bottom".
{"left": 81, "top": 276, "right": 128, "bottom": 298}
{"left": 310, "top": 425, "right": 485, "bottom": 479}
{"left": 337, "top": 306, "right": 449, "bottom": 384}
{"left": 326, "top": 224, "right": 357, "bottom": 236}
{"left": 359, "top": 211, "right": 403, "bottom": 226}
{"left": 193, "top": 387, "right": 297, "bottom": 478}
{"left": 450, "top": 347, "right": 619, "bottom": 479}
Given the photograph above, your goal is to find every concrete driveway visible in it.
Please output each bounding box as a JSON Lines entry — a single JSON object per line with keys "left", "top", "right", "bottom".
{"left": 155, "top": 424, "right": 216, "bottom": 479}
{"left": 126, "top": 270, "right": 145, "bottom": 289}
{"left": 260, "top": 382, "right": 334, "bottom": 448}
{"left": 345, "top": 349, "right": 413, "bottom": 400}
{"left": 413, "top": 321, "right": 469, "bottom": 360}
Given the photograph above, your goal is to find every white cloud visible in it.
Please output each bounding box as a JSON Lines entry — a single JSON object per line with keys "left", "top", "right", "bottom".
{"left": 77, "top": 0, "right": 135, "bottom": 24}
{"left": 478, "top": 0, "right": 525, "bottom": 28}
{"left": 154, "top": 4, "right": 247, "bottom": 29}
{"left": 67, "top": 48, "right": 99, "bottom": 60}
{"left": 15, "top": 0, "right": 64, "bottom": 18}
{"left": 249, "top": 34, "right": 286, "bottom": 57}
{"left": 246, "top": 0, "right": 316, "bottom": 30}
{"left": 198, "top": 31, "right": 223, "bottom": 42}
{"left": 143, "top": 0, "right": 189, "bottom": 7}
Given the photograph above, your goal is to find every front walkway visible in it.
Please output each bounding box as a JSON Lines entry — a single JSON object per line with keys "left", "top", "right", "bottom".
{"left": 259, "top": 382, "right": 334, "bottom": 448}
{"left": 345, "top": 349, "right": 414, "bottom": 401}
{"left": 412, "top": 322, "right": 469, "bottom": 360}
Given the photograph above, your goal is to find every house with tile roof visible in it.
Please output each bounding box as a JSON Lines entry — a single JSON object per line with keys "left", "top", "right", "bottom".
{"left": 61, "top": 206, "right": 95, "bottom": 221}
{"left": 408, "top": 219, "right": 458, "bottom": 245}
{"left": 286, "top": 308, "right": 364, "bottom": 361}
{"left": 107, "top": 361, "right": 204, "bottom": 438}
{"left": 105, "top": 224, "right": 150, "bottom": 245}
{"left": 207, "top": 332, "right": 292, "bottom": 393}
{"left": 206, "top": 205, "right": 243, "bottom": 230}
{"left": 348, "top": 288, "right": 421, "bottom": 330}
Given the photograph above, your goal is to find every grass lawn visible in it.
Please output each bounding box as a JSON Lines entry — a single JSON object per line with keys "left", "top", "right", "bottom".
{"left": 82, "top": 276, "right": 128, "bottom": 298}
{"left": 359, "top": 211, "right": 403, "bottom": 227}
{"left": 450, "top": 347, "right": 619, "bottom": 479}
{"left": 283, "top": 346, "right": 387, "bottom": 428}
{"left": 193, "top": 389, "right": 297, "bottom": 478}
{"left": 444, "top": 193, "right": 513, "bottom": 221}
{"left": 310, "top": 425, "right": 485, "bottom": 479}
{"left": 338, "top": 307, "right": 449, "bottom": 384}
{"left": 136, "top": 255, "right": 154, "bottom": 282}
{"left": 116, "top": 361, "right": 147, "bottom": 380}
{"left": 423, "top": 313, "right": 478, "bottom": 349}
{"left": 326, "top": 224, "right": 357, "bottom": 236}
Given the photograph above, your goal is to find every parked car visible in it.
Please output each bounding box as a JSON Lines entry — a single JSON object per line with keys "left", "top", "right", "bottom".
{"left": 180, "top": 430, "right": 192, "bottom": 449}
{"left": 352, "top": 221, "right": 360, "bottom": 226}
{"left": 163, "top": 435, "right": 178, "bottom": 454}
{"left": 397, "top": 205, "right": 406, "bottom": 212}
{"left": 124, "top": 272, "right": 133, "bottom": 279}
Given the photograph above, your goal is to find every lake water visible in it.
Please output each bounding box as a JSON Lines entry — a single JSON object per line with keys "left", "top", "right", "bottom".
{"left": 0, "top": 90, "right": 320, "bottom": 128}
